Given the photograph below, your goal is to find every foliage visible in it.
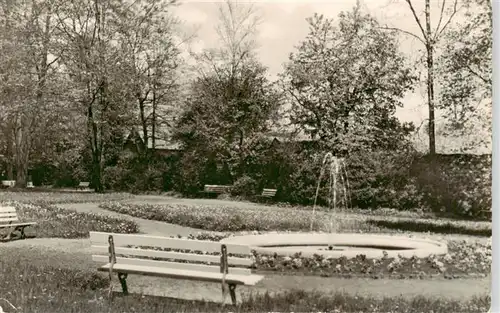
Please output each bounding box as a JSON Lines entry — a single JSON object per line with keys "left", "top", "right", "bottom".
{"left": 103, "top": 153, "right": 176, "bottom": 193}
{"left": 174, "top": 2, "right": 281, "bottom": 187}
{"left": 282, "top": 6, "right": 416, "bottom": 154}
{"left": 410, "top": 154, "right": 491, "bottom": 218}
{"left": 0, "top": 201, "right": 138, "bottom": 239}
{"left": 231, "top": 175, "right": 259, "bottom": 197}
{"left": 437, "top": 0, "right": 492, "bottom": 152}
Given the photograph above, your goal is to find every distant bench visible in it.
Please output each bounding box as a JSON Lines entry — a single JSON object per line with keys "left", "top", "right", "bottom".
{"left": 260, "top": 188, "right": 277, "bottom": 198}
{"left": 203, "top": 185, "right": 232, "bottom": 195}
{"left": 76, "top": 182, "right": 90, "bottom": 190}
{"left": 89, "top": 232, "right": 263, "bottom": 305}
{"left": 0, "top": 206, "right": 37, "bottom": 240}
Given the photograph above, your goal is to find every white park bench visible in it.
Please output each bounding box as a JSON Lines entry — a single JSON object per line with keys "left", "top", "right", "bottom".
{"left": 76, "top": 182, "right": 90, "bottom": 190}
{"left": 203, "top": 184, "right": 233, "bottom": 195}
{"left": 260, "top": 188, "right": 277, "bottom": 198}
{"left": 0, "top": 206, "right": 37, "bottom": 240}
{"left": 89, "top": 232, "right": 264, "bottom": 305}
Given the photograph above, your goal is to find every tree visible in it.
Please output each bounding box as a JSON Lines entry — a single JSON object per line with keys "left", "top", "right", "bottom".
{"left": 381, "top": 0, "right": 464, "bottom": 155}
{"left": 56, "top": 0, "right": 137, "bottom": 192}
{"left": 174, "top": 1, "right": 281, "bottom": 187}
{"left": 0, "top": 0, "right": 66, "bottom": 187}
{"left": 116, "top": 0, "right": 182, "bottom": 154}
{"left": 437, "top": 0, "right": 492, "bottom": 152}
{"left": 282, "top": 5, "right": 416, "bottom": 156}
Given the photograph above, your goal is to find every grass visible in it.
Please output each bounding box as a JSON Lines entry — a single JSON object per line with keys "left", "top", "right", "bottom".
{"left": 0, "top": 246, "right": 490, "bottom": 313}
{"left": 98, "top": 202, "right": 491, "bottom": 237}
{"left": 0, "top": 201, "right": 139, "bottom": 239}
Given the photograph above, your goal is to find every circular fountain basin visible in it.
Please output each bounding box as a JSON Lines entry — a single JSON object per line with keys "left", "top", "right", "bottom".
{"left": 221, "top": 233, "right": 448, "bottom": 258}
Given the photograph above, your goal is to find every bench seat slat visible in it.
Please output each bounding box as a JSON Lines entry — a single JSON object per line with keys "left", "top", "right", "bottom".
{"left": 92, "top": 255, "right": 251, "bottom": 275}
{"left": 0, "top": 207, "right": 16, "bottom": 213}
{"left": 97, "top": 263, "right": 263, "bottom": 286}
{"left": 0, "top": 213, "right": 17, "bottom": 218}
{"left": 0, "top": 221, "right": 37, "bottom": 228}
{"left": 90, "top": 232, "right": 251, "bottom": 255}
{"left": 92, "top": 246, "right": 252, "bottom": 267}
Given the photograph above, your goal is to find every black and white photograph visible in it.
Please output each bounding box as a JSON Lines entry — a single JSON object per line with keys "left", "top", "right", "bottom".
{"left": 0, "top": 0, "right": 494, "bottom": 312}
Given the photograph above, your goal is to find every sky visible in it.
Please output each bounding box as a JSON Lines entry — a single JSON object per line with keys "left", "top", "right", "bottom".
{"left": 171, "top": 0, "right": 491, "bottom": 154}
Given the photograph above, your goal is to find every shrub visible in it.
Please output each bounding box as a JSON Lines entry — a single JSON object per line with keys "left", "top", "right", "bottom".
{"left": 411, "top": 154, "right": 491, "bottom": 218}
{"left": 231, "top": 175, "right": 259, "bottom": 197}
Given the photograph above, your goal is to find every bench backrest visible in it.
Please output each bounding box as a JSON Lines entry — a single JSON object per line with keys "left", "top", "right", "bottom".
{"left": 89, "top": 232, "right": 254, "bottom": 276}
{"left": 0, "top": 206, "right": 19, "bottom": 224}
{"left": 204, "top": 185, "right": 232, "bottom": 193}
{"left": 262, "top": 189, "right": 277, "bottom": 197}
{"left": 79, "top": 182, "right": 90, "bottom": 187}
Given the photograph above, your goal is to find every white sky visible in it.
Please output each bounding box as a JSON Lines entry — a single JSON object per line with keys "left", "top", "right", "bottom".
{"left": 172, "top": 0, "right": 491, "bottom": 154}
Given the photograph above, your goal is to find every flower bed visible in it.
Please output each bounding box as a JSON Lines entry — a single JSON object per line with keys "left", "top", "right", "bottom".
{"left": 99, "top": 202, "right": 492, "bottom": 237}
{"left": 122, "top": 231, "right": 491, "bottom": 279}
{"left": 99, "top": 202, "right": 387, "bottom": 233}
{"left": 0, "top": 191, "right": 133, "bottom": 204}
{"left": 1, "top": 201, "right": 139, "bottom": 239}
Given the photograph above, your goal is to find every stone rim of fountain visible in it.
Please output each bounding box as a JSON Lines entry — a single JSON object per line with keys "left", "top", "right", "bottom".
{"left": 221, "top": 233, "right": 448, "bottom": 258}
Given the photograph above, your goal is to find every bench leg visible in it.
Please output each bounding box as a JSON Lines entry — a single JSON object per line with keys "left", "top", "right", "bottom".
{"left": 15, "top": 226, "right": 26, "bottom": 239}
{"left": 228, "top": 284, "right": 237, "bottom": 306}
{"left": 117, "top": 273, "right": 128, "bottom": 295}
{"left": 4, "top": 226, "right": 26, "bottom": 240}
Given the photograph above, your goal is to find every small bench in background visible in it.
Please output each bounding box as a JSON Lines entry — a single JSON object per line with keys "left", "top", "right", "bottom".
{"left": 203, "top": 185, "right": 232, "bottom": 195}
{"left": 76, "top": 182, "right": 90, "bottom": 190}
{"left": 89, "top": 231, "right": 263, "bottom": 305}
{"left": 0, "top": 206, "right": 37, "bottom": 240}
{"left": 261, "top": 188, "right": 277, "bottom": 198}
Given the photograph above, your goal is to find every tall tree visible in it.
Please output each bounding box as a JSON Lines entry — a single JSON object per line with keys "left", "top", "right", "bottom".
{"left": 437, "top": 0, "right": 492, "bottom": 152}
{"left": 56, "top": 0, "right": 135, "bottom": 192}
{"left": 282, "top": 5, "right": 416, "bottom": 155}
{"left": 116, "top": 0, "right": 181, "bottom": 154}
{"left": 0, "top": 0, "right": 64, "bottom": 187}
{"left": 381, "top": 0, "right": 463, "bottom": 155}
{"left": 175, "top": 0, "right": 281, "bottom": 184}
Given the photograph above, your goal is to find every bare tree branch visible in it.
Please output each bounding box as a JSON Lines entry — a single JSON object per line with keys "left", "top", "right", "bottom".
{"left": 379, "top": 25, "right": 425, "bottom": 44}
{"left": 405, "top": 0, "right": 428, "bottom": 42}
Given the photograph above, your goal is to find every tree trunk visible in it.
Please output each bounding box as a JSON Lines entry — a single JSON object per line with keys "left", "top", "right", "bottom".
{"left": 15, "top": 114, "right": 30, "bottom": 188}
{"left": 425, "top": 0, "right": 436, "bottom": 155}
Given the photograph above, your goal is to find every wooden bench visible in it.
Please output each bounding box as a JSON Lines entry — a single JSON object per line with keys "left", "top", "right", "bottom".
{"left": 89, "top": 232, "right": 263, "bottom": 305}
{"left": 77, "top": 182, "right": 90, "bottom": 190}
{"left": 203, "top": 185, "right": 232, "bottom": 194}
{"left": 0, "top": 206, "right": 37, "bottom": 240}
{"left": 261, "top": 188, "right": 277, "bottom": 198}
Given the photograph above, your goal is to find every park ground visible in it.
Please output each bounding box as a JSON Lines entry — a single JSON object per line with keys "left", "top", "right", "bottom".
{"left": 0, "top": 191, "right": 492, "bottom": 313}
